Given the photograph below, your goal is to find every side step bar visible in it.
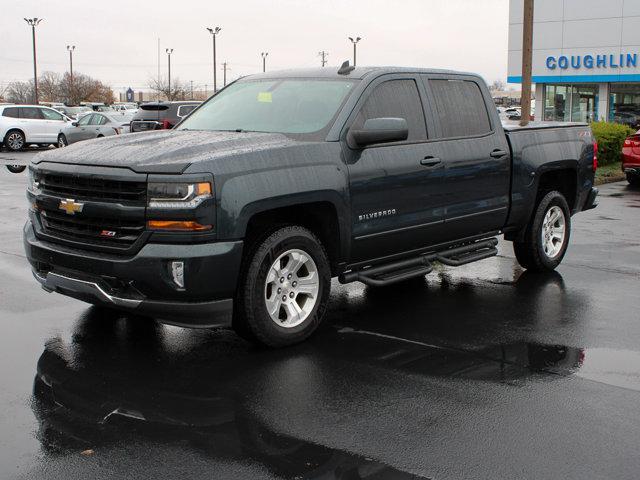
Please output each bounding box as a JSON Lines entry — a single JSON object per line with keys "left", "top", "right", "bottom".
{"left": 339, "top": 238, "right": 498, "bottom": 287}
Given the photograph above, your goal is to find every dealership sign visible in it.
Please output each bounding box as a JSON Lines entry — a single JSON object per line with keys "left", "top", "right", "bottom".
{"left": 546, "top": 53, "right": 638, "bottom": 70}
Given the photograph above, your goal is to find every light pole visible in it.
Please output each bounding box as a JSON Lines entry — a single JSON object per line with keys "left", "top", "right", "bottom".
{"left": 348, "top": 36, "right": 361, "bottom": 66}
{"left": 206, "top": 27, "right": 221, "bottom": 92}
{"left": 24, "top": 18, "right": 43, "bottom": 104}
{"left": 222, "top": 61, "right": 229, "bottom": 86}
{"left": 166, "top": 48, "right": 173, "bottom": 100}
{"left": 261, "top": 52, "right": 268, "bottom": 73}
{"left": 66, "top": 45, "right": 75, "bottom": 104}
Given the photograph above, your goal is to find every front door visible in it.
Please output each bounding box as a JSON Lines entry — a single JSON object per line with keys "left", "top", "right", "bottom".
{"left": 345, "top": 76, "right": 447, "bottom": 263}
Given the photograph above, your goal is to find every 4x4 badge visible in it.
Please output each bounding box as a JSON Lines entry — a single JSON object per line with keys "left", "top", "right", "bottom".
{"left": 59, "top": 198, "right": 84, "bottom": 215}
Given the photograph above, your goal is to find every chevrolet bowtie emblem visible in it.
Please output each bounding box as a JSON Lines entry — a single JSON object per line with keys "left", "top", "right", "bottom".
{"left": 59, "top": 198, "right": 84, "bottom": 215}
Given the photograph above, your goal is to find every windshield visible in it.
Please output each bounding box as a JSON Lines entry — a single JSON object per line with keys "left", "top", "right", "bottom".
{"left": 177, "top": 78, "right": 357, "bottom": 139}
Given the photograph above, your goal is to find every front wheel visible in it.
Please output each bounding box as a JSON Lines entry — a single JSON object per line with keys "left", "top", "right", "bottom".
{"left": 234, "top": 226, "right": 331, "bottom": 347}
{"left": 513, "top": 191, "right": 571, "bottom": 272}
{"left": 6, "top": 165, "right": 26, "bottom": 173}
{"left": 57, "top": 134, "right": 68, "bottom": 148}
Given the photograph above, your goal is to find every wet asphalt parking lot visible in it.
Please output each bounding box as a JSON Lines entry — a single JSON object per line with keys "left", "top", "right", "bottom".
{"left": 0, "top": 152, "right": 639, "bottom": 479}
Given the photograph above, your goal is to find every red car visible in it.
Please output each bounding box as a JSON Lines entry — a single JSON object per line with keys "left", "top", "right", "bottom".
{"left": 622, "top": 131, "right": 640, "bottom": 186}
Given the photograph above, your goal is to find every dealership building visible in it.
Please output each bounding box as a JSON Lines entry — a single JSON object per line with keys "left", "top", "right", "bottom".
{"left": 508, "top": 0, "right": 640, "bottom": 127}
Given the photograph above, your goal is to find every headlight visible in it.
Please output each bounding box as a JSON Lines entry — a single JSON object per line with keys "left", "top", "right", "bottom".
{"left": 27, "top": 168, "right": 40, "bottom": 193}
{"left": 147, "top": 182, "right": 212, "bottom": 208}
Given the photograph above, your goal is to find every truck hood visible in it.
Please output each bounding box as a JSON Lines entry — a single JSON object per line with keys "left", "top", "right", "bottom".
{"left": 32, "top": 130, "right": 299, "bottom": 173}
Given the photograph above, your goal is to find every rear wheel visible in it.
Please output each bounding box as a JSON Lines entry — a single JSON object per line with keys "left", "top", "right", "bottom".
{"left": 234, "top": 226, "right": 331, "bottom": 347}
{"left": 513, "top": 191, "right": 571, "bottom": 272}
{"left": 4, "top": 130, "right": 25, "bottom": 151}
{"left": 627, "top": 172, "right": 640, "bottom": 187}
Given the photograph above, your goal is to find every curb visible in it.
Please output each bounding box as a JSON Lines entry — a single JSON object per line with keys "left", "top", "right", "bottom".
{"left": 595, "top": 174, "right": 626, "bottom": 186}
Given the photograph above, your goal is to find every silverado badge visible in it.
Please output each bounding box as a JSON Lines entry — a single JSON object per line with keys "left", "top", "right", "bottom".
{"left": 59, "top": 198, "right": 84, "bottom": 215}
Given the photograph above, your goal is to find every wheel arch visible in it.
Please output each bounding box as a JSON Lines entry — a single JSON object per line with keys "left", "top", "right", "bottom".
{"left": 241, "top": 197, "right": 346, "bottom": 276}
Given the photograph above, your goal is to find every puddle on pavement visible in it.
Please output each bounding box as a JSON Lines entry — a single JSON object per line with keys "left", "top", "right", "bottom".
{"left": 576, "top": 348, "right": 640, "bottom": 392}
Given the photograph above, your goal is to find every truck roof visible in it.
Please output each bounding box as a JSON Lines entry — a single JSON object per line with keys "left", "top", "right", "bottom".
{"left": 246, "top": 66, "right": 479, "bottom": 80}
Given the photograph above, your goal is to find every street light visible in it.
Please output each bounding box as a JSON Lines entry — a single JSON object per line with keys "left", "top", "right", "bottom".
{"left": 166, "top": 48, "right": 173, "bottom": 100}
{"left": 66, "top": 45, "right": 75, "bottom": 104}
{"left": 261, "top": 52, "right": 268, "bottom": 73}
{"left": 206, "top": 27, "right": 221, "bottom": 92}
{"left": 24, "top": 18, "right": 43, "bottom": 104}
{"left": 348, "top": 36, "right": 361, "bottom": 67}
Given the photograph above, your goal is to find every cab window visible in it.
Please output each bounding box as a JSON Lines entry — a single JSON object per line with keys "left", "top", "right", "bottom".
{"left": 352, "top": 79, "right": 427, "bottom": 142}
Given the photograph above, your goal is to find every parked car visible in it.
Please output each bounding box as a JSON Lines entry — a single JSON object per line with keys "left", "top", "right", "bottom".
{"left": 0, "top": 104, "right": 69, "bottom": 152}
{"left": 24, "top": 66, "right": 598, "bottom": 347}
{"left": 130, "top": 101, "right": 200, "bottom": 132}
{"left": 56, "top": 106, "right": 93, "bottom": 120}
{"left": 622, "top": 130, "right": 640, "bottom": 186}
{"left": 57, "top": 112, "right": 133, "bottom": 147}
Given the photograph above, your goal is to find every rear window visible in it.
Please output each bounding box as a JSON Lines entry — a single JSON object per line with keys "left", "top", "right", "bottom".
{"left": 20, "top": 107, "right": 44, "bottom": 120}
{"left": 2, "top": 107, "right": 19, "bottom": 118}
{"left": 428, "top": 79, "right": 492, "bottom": 138}
{"left": 140, "top": 104, "right": 169, "bottom": 111}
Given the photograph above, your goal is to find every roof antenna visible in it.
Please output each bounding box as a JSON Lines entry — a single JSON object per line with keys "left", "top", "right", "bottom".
{"left": 338, "top": 60, "right": 355, "bottom": 75}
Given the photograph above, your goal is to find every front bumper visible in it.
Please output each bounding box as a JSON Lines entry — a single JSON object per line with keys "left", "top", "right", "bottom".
{"left": 24, "top": 222, "right": 243, "bottom": 328}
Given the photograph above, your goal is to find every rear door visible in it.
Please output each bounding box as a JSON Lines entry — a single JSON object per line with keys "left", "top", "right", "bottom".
{"left": 18, "top": 107, "right": 46, "bottom": 143}
{"left": 420, "top": 75, "right": 511, "bottom": 241}
{"left": 344, "top": 75, "right": 448, "bottom": 263}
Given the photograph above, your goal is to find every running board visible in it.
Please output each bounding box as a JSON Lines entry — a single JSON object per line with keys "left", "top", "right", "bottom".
{"left": 339, "top": 238, "right": 498, "bottom": 286}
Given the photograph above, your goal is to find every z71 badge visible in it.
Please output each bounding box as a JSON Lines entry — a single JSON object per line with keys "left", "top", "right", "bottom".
{"left": 358, "top": 209, "right": 397, "bottom": 221}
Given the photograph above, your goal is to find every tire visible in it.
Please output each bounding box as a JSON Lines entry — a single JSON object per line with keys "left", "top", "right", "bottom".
{"left": 4, "top": 130, "right": 25, "bottom": 151}
{"left": 627, "top": 172, "right": 640, "bottom": 187}
{"left": 234, "top": 226, "right": 331, "bottom": 347}
{"left": 6, "top": 165, "right": 26, "bottom": 173}
{"left": 513, "top": 191, "right": 571, "bottom": 272}
{"left": 57, "top": 134, "right": 68, "bottom": 148}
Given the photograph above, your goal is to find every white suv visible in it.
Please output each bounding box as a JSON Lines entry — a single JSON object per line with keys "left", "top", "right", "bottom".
{"left": 0, "top": 105, "right": 69, "bottom": 151}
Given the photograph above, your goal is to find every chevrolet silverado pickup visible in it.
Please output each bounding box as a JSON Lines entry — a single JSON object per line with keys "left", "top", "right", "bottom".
{"left": 24, "top": 65, "right": 599, "bottom": 346}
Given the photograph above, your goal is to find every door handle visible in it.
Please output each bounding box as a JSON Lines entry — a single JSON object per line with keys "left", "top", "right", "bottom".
{"left": 490, "top": 149, "right": 508, "bottom": 158}
{"left": 420, "top": 156, "right": 442, "bottom": 167}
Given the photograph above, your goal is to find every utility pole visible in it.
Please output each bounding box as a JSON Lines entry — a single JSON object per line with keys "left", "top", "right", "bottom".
{"left": 222, "top": 62, "right": 229, "bottom": 86}
{"left": 24, "top": 18, "right": 43, "bottom": 104}
{"left": 520, "top": 0, "right": 534, "bottom": 126}
{"left": 348, "top": 36, "right": 361, "bottom": 66}
{"left": 318, "top": 50, "right": 328, "bottom": 67}
{"left": 261, "top": 52, "right": 268, "bottom": 73}
{"left": 190, "top": 80, "right": 194, "bottom": 99}
{"left": 66, "top": 45, "right": 75, "bottom": 104}
{"left": 166, "top": 48, "right": 173, "bottom": 101}
{"left": 204, "top": 84, "right": 208, "bottom": 98}
{"left": 206, "top": 27, "right": 221, "bottom": 92}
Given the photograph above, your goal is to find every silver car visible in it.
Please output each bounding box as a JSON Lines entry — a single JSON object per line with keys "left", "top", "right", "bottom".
{"left": 57, "top": 112, "right": 134, "bottom": 147}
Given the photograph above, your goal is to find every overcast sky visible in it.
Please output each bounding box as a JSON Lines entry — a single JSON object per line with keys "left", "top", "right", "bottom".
{"left": 2, "top": 0, "right": 510, "bottom": 94}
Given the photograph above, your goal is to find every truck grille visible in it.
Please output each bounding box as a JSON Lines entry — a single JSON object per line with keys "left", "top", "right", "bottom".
{"left": 39, "top": 172, "right": 147, "bottom": 204}
{"left": 35, "top": 170, "right": 147, "bottom": 252}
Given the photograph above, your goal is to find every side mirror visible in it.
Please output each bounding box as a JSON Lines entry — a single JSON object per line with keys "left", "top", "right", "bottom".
{"left": 348, "top": 117, "right": 409, "bottom": 148}
{"left": 72, "top": 122, "right": 78, "bottom": 127}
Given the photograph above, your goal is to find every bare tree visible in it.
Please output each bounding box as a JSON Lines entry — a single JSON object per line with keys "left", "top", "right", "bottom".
{"left": 38, "top": 71, "right": 62, "bottom": 102}
{"left": 6, "top": 80, "right": 35, "bottom": 104}
{"left": 489, "top": 80, "right": 506, "bottom": 92}
{"left": 59, "top": 72, "right": 115, "bottom": 105}
{"left": 149, "top": 76, "right": 189, "bottom": 101}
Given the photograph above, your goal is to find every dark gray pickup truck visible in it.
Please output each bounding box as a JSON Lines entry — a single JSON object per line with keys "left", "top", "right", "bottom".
{"left": 24, "top": 66, "right": 598, "bottom": 346}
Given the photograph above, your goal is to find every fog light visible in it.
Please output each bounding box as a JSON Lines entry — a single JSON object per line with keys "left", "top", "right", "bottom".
{"left": 170, "top": 261, "right": 185, "bottom": 289}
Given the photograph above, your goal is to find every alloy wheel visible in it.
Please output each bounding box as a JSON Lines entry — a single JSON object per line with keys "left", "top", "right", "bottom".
{"left": 541, "top": 205, "right": 565, "bottom": 259}
{"left": 6, "top": 132, "right": 24, "bottom": 150}
{"left": 264, "top": 249, "right": 320, "bottom": 328}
